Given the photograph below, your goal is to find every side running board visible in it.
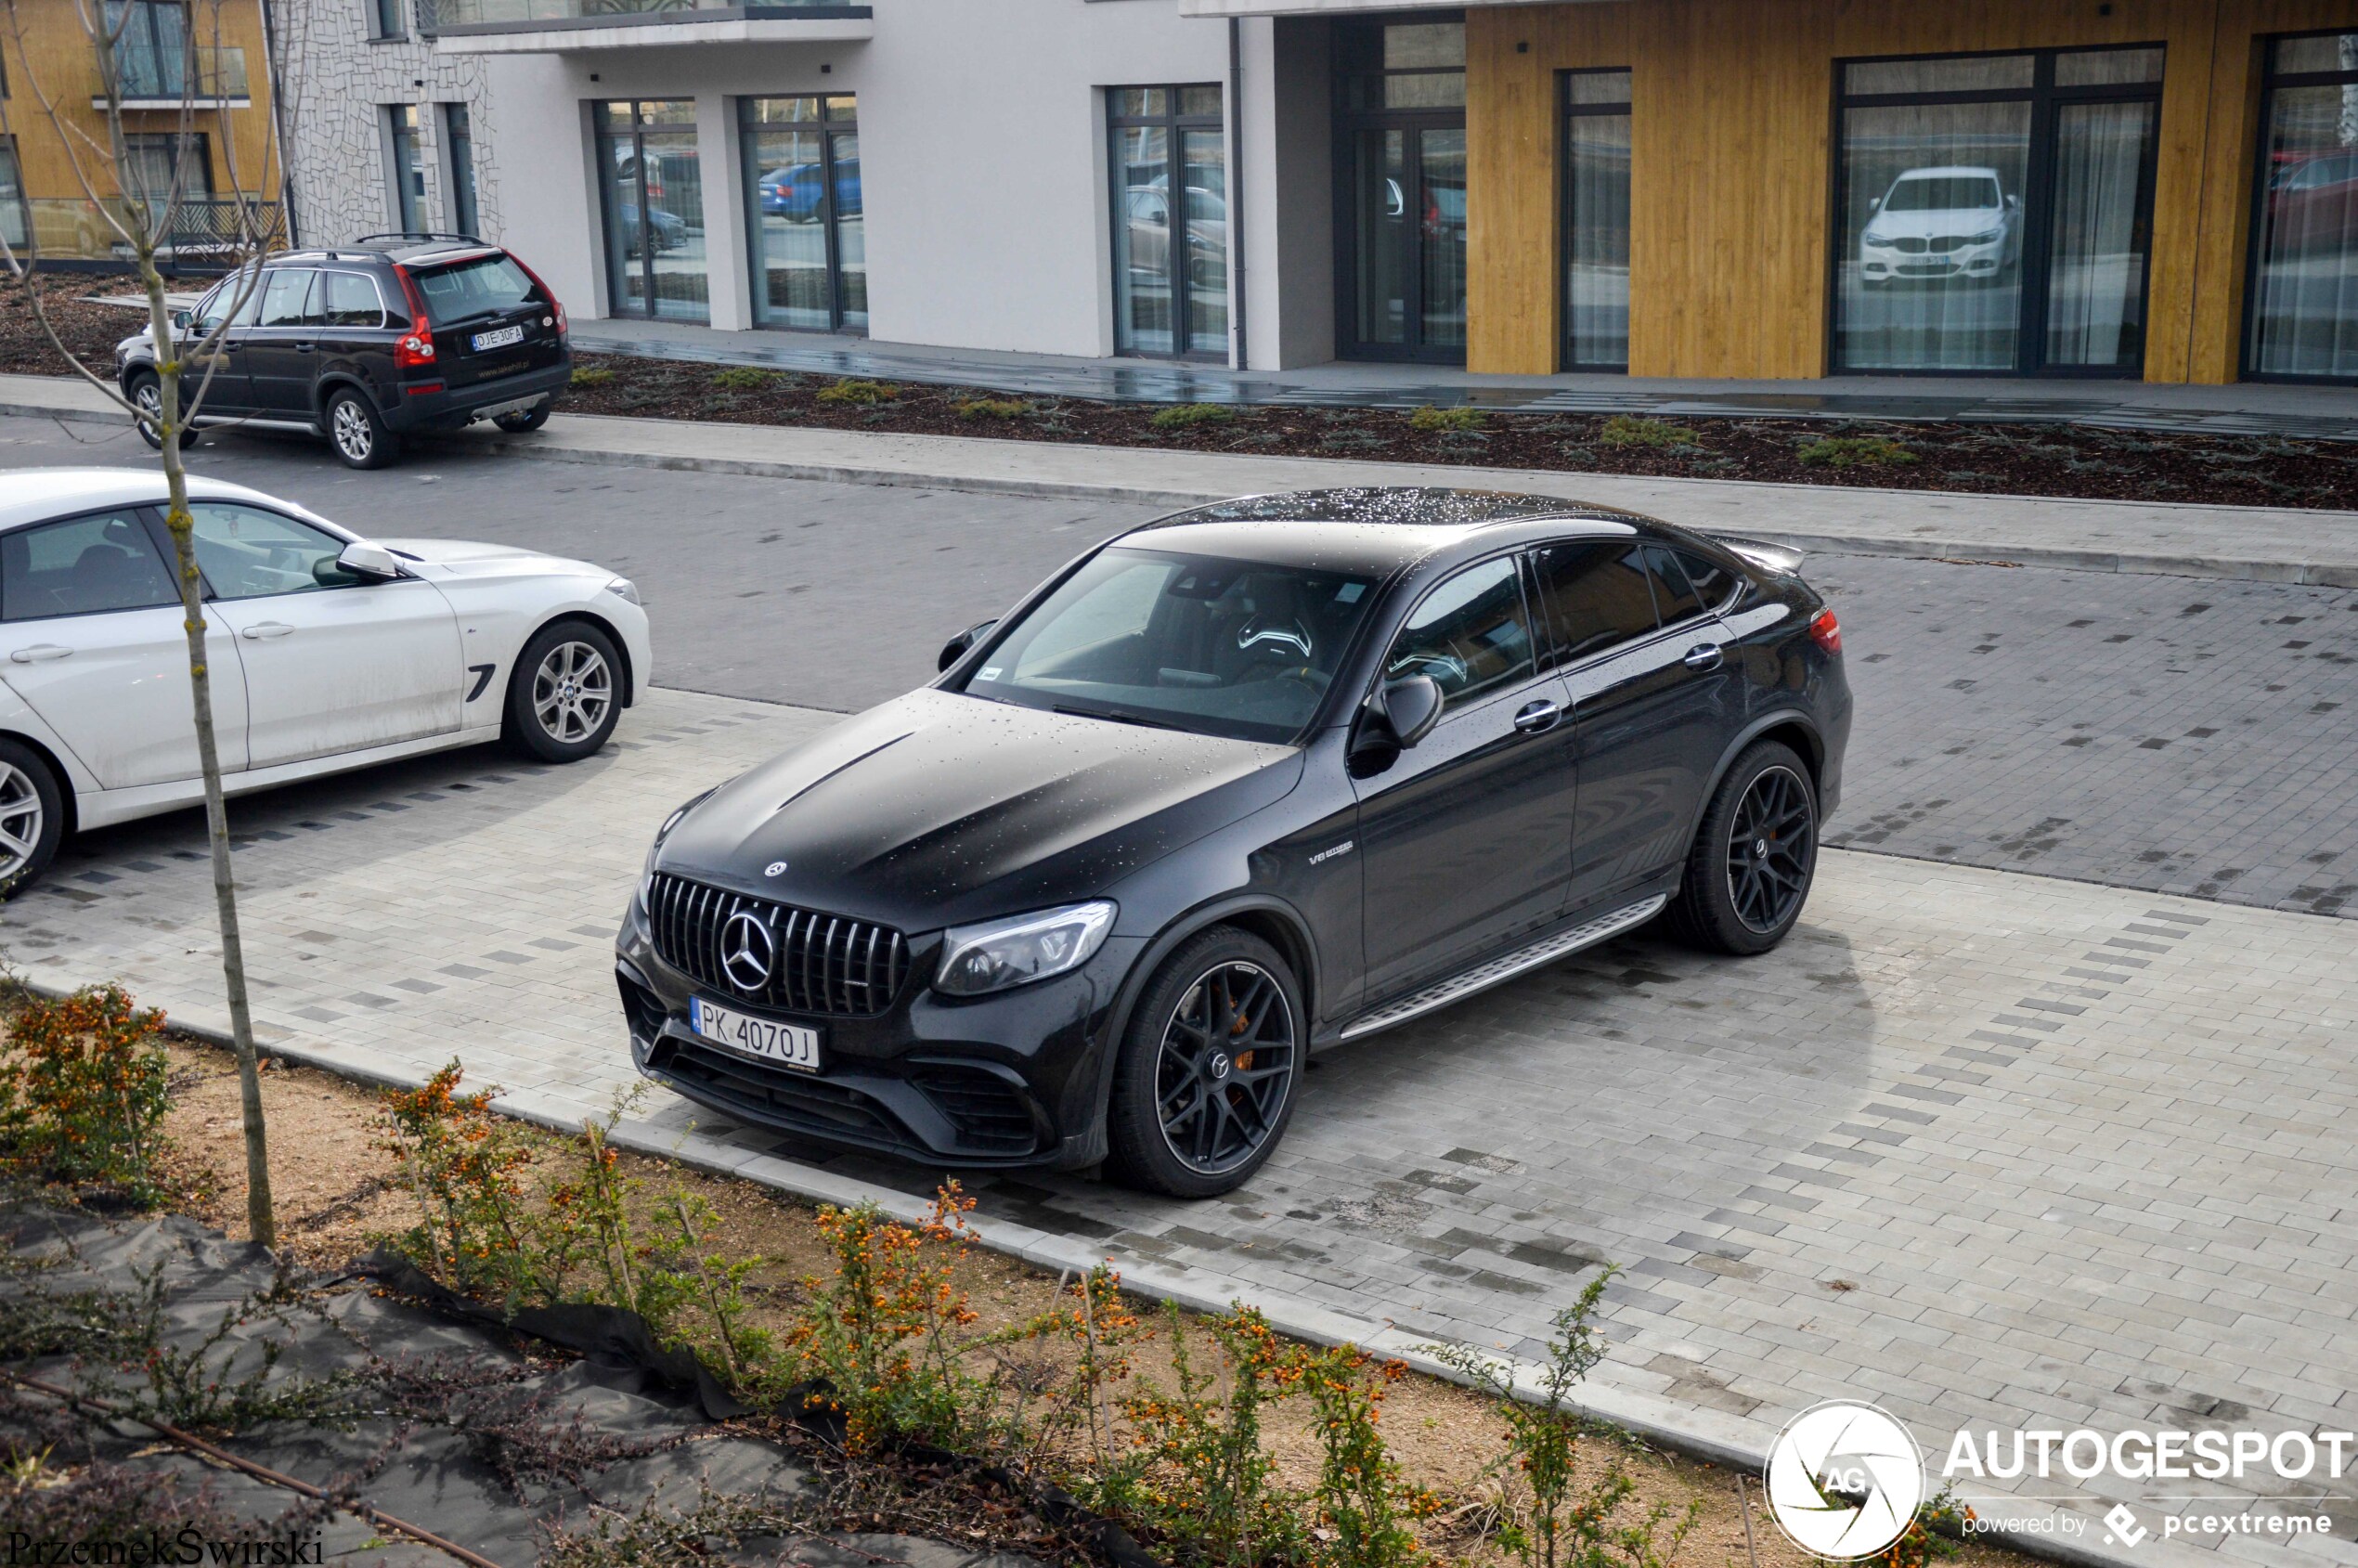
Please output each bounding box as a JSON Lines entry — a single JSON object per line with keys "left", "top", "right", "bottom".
{"left": 1337, "top": 894, "right": 1668, "bottom": 1043}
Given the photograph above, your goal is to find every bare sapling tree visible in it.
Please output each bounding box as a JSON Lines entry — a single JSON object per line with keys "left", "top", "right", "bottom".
{"left": 0, "top": 0, "right": 283, "bottom": 1244}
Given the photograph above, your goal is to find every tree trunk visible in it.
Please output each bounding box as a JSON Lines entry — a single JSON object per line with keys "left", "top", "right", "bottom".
{"left": 138, "top": 257, "right": 276, "bottom": 1251}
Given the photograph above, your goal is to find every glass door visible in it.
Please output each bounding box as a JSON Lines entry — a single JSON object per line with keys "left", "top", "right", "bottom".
{"left": 1337, "top": 19, "right": 1467, "bottom": 363}
{"left": 2244, "top": 32, "right": 2358, "bottom": 382}
{"left": 1833, "top": 46, "right": 2161, "bottom": 377}
{"left": 1561, "top": 70, "right": 1633, "bottom": 370}
{"left": 1108, "top": 86, "right": 1227, "bottom": 360}
{"left": 741, "top": 96, "right": 863, "bottom": 333}
{"left": 595, "top": 99, "right": 707, "bottom": 323}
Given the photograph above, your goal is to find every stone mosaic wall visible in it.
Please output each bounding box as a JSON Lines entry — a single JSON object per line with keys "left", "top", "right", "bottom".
{"left": 267, "top": 0, "right": 501, "bottom": 247}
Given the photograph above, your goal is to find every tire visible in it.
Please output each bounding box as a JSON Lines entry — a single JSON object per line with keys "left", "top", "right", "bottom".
{"left": 129, "top": 372, "right": 201, "bottom": 451}
{"left": 504, "top": 620, "right": 624, "bottom": 763}
{"left": 325, "top": 386, "right": 400, "bottom": 470}
{"left": 492, "top": 402, "right": 553, "bottom": 434}
{"left": 0, "top": 741, "right": 66, "bottom": 901}
{"left": 1665, "top": 740, "right": 1819, "bottom": 956}
{"left": 1104, "top": 927, "right": 1304, "bottom": 1199}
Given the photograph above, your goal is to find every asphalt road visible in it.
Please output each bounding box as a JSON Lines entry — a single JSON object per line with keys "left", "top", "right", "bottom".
{"left": 4, "top": 414, "right": 2352, "bottom": 915}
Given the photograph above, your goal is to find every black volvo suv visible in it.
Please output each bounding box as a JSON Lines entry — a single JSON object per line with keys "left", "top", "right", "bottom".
{"left": 115, "top": 234, "right": 570, "bottom": 470}
{"left": 618, "top": 488, "right": 1852, "bottom": 1197}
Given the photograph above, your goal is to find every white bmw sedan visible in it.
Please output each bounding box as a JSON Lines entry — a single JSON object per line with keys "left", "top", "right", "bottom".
{"left": 0, "top": 469, "right": 653, "bottom": 896}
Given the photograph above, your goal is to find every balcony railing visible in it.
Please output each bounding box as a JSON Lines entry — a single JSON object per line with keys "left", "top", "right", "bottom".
{"left": 418, "top": 0, "right": 862, "bottom": 32}
{"left": 0, "top": 196, "right": 283, "bottom": 268}
{"left": 93, "top": 45, "right": 250, "bottom": 106}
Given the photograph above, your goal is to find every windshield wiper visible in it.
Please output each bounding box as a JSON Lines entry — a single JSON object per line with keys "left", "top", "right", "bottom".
{"left": 1055, "top": 704, "right": 1180, "bottom": 732}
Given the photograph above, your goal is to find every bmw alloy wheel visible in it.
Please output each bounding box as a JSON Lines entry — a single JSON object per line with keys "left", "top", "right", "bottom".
{"left": 1725, "top": 764, "right": 1815, "bottom": 933}
{"left": 532, "top": 640, "right": 614, "bottom": 745}
{"left": 330, "top": 398, "right": 374, "bottom": 463}
{"left": 1155, "top": 960, "right": 1297, "bottom": 1176}
{"left": 0, "top": 763, "right": 45, "bottom": 883}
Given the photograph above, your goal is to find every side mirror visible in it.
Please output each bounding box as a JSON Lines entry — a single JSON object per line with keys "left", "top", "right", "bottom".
{"left": 937, "top": 618, "right": 999, "bottom": 673}
{"left": 1382, "top": 674, "right": 1445, "bottom": 748}
{"left": 1346, "top": 674, "right": 1444, "bottom": 778}
{"left": 2006, "top": 193, "right": 2020, "bottom": 209}
{"left": 334, "top": 540, "right": 402, "bottom": 583}
{"left": 171, "top": 308, "right": 194, "bottom": 331}
{"left": 1867, "top": 196, "right": 1882, "bottom": 211}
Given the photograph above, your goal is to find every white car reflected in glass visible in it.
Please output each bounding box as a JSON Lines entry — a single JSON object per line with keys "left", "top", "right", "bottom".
{"left": 1859, "top": 165, "right": 2020, "bottom": 286}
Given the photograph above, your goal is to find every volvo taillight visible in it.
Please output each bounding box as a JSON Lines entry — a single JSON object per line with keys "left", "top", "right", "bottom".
{"left": 390, "top": 265, "right": 437, "bottom": 370}
{"left": 1808, "top": 608, "right": 1842, "bottom": 656}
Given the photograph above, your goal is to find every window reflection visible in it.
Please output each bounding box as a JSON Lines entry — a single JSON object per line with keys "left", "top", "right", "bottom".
{"left": 2246, "top": 32, "right": 2358, "bottom": 381}
{"left": 1108, "top": 84, "right": 1226, "bottom": 359}
{"left": 741, "top": 96, "right": 862, "bottom": 334}
{"left": 1562, "top": 70, "right": 1632, "bottom": 370}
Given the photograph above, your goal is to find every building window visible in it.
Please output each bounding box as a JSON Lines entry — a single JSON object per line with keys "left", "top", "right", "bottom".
{"left": 1833, "top": 45, "right": 2162, "bottom": 377}
{"left": 1561, "top": 69, "right": 1630, "bottom": 371}
{"left": 1336, "top": 19, "right": 1466, "bottom": 362}
{"left": 740, "top": 96, "right": 863, "bottom": 334}
{"left": 2246, "top": 32, "right": 2358, "bottom": 382}
{"left": 594, "top": 99, "right": 707, "bottom": 323}
{"left": 0, "top": 137, "right": 24, "bottom": 251}
{"left": 105, "top": 0, "right": 188, "bottom": 98}
{"left": 383, "top": 104, "right": 426, "bottom": 231}
{"left": 440, "top": 102, "right": 478, "bottom": 238}
{"left": 1108, "top": 85, "right": 1226, "bottom": 359}
{"left": 371, "top": 0, "right": 404, "bottom": 38}
{"left": 123, "top": 131, "right": 211, "bottom": 208}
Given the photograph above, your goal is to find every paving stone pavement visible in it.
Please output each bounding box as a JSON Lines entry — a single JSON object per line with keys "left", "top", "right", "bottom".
{"left": 13, "top": 687, "right": 2358, "bottom": 1566}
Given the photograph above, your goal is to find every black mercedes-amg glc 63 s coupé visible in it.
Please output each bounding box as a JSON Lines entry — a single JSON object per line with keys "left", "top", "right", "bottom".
{"left": 616, "top": 488, "right": 1850, "bottom": 1196}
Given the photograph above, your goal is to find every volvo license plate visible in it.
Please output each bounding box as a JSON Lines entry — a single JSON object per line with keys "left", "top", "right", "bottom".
{"left": 690, "top": 998, "right": 822, "bottom": 1073}
{"left": 472, "top": 324, "right": 525, "bottom": 352}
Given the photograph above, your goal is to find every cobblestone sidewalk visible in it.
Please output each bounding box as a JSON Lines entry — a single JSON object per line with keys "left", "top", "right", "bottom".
{"left": 14, "top": 688, "right": 2358, "bottom": 1567}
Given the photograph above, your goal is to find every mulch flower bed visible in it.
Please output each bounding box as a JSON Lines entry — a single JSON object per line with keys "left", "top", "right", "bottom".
{"left": 6, "top": 274, "right": 2352, "bottom": 511}
{"left": 559, "top": 355, "right": 2358, "bottom": 511}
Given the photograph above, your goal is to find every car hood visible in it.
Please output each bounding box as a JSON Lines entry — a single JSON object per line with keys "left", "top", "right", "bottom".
{"left": 1865, "top": 208, "right": 2005, "bottom": 239}
{"left": 377, "top": 538, "right": 613, "bottom": 581}
{"left": 656, "top": 687, "right": 1304, "bottom": 933}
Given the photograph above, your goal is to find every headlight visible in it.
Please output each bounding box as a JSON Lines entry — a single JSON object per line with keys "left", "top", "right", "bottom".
{"left": 1967, "top": 228, "right": 2002, "bottom": 245}
{"left": 935, "top": 901, "right": 1115, "bottom": 997}
{"left": 605, "top": 577, "right": 641, "bottom": 605}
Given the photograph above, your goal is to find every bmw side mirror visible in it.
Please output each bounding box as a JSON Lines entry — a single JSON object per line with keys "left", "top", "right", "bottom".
{"left": 171, "top": 308, "right": 193, "bottom": 331}
{"left": 334, "top": 540, "right": 402, "bottom": 583}
{"left": 1382, "top": 674, "right": 1445, "bottom": 748}
{"left": 938, "top": 618, "right": 999, "bottom": 672}
{"left": 1867, "top": 196, "right": 1882, "bottom": 211}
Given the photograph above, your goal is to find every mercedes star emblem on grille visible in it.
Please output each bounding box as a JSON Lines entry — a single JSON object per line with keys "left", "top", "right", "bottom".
{"left": 719, "top": 909, "right": 775, "bottom": 991}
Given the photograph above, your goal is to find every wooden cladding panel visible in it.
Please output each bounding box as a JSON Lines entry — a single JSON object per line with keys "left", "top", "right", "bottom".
{"left": 1464, "top": 0, "right": 2358, "bottom": 384}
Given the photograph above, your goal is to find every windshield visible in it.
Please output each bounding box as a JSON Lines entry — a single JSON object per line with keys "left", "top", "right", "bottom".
{"left": 1885, "top": 175, "right": 2001, "bottom": 213}
{"left": 956, "top": 547, "right": 1383, "bottom": 744}
{"left": 410, "top": 253, "right": 541, "bottom": 327}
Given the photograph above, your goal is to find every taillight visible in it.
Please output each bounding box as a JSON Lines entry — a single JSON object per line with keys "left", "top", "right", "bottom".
{"left": 390, "top": 264, "right": 437, "bottom": 369}
{"left": 1808, "top": 608, "right": 1842, "bottom": 655}
{"left": 507, "top": 253, "right": 567, "bottom": 341}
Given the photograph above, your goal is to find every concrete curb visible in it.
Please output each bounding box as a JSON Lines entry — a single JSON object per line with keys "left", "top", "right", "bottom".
{"left": 6, "top": 384, "right": 2355, "bottom": 590}
{"left": 11, "top": 957, "right": 2209, "bottom": 1568}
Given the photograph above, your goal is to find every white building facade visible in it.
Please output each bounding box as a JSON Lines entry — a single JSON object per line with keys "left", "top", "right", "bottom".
{"left": 279, "top": 0, "right": 1346, "bottom": 370}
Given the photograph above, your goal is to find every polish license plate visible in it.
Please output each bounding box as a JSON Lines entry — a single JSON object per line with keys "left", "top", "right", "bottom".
{"left": 472, "top": 324, "right": 525, "bottom": 352}
{"left": 690, "top": 998, "right": 822, "bottom": 1073}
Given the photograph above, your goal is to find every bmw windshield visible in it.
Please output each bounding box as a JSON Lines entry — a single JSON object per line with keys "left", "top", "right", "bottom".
{"left": 955, "top": 547, "right": 1382, "bottom": 744}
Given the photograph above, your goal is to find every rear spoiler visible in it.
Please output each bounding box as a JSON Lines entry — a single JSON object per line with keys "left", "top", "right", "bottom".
{"left": 1712, "top": 535, "right": 1806, "bottom": 577}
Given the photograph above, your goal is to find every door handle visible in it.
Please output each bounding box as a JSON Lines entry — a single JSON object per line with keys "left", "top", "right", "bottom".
{"left": 294, "top": 343, "right": 316, "bottom": 353}
{"left": 1512, "top": 698, "right": 1561, "bottom": 734}
{"left": 240, "top": 622, "right": 295, "bottom": 641}
{"left": 7, "top": 644, "right": 71, "bottom": 664}
{"left": 1682, "top": 642, "right": 1724, "bottom": 671}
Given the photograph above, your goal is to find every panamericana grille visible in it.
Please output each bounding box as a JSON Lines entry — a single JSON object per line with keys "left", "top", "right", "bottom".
{"left": 648, "top": 873, "right": 910, "bottom": 1017}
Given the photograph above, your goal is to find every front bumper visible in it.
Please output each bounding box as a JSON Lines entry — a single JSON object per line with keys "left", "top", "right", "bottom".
{"left": 385, "top": 359, "right": 572, "bottom": 434}
{"left": 615, "top": 891, "right": 1138, "bottom": 1172}
{"left": 1859, "top": 241, "right": 2004, "bottom": 281}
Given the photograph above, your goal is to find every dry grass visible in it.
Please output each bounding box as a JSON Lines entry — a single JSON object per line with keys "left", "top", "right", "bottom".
{"left": 149, "top": 1039, "right": 2014, "bottom": 1568}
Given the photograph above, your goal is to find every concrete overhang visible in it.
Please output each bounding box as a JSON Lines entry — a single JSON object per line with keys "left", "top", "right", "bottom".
{"left": 431, "top": 4, "right": 870, "bottom": 53}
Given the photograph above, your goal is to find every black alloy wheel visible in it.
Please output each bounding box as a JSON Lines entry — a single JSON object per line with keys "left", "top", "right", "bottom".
{"left": 1665, "top": 739, "right": 1819, "bottom": 955}
{"left": 1726, "top": 764, "right": 1815, "bottom": 934}
{"left": 1107, "top": 927, "right": 1302, "bottom": 1198}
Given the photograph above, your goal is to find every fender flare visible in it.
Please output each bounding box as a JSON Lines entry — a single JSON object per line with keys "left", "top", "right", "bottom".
{"left": 1084, "top": 891, "right": 1324, "bottom": 1128}
{"left": 1685, "top": 708, "right": 1827, "bottom": 849}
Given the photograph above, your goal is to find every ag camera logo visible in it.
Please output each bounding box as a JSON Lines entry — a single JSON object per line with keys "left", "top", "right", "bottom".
{"left": 1765, "top": 1400, "right": 1927, "bottom": 1560}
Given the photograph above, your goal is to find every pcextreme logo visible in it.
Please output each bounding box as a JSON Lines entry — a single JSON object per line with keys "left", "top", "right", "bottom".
{"left": 1763, "top": 1400, "right": 1927, "bottom": 1560}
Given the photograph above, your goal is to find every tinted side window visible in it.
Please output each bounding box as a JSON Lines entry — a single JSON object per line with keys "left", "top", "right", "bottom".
{"left": 319, "top": 271, "right": 385, "bottom": 328}
{"left": 1, "top": 512, "right": 179, "bottom": 620}
{"left": 1641, "top": 543, "right": 1705, "bottom": 624}
{"left": 257, "top": 268, "right": 321, "bottom": 328}
{"left": 1672, "top": 549, "right": 1737, "bottom": 611}
{"left": 1385, "top": 556, "right": 1534, "bottom": 712}
{"left": 1532, "top": 542, "right": 1658, "bottom": 664}
{"left": 187, "top": 503, "right": 361, "bottom": 599}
